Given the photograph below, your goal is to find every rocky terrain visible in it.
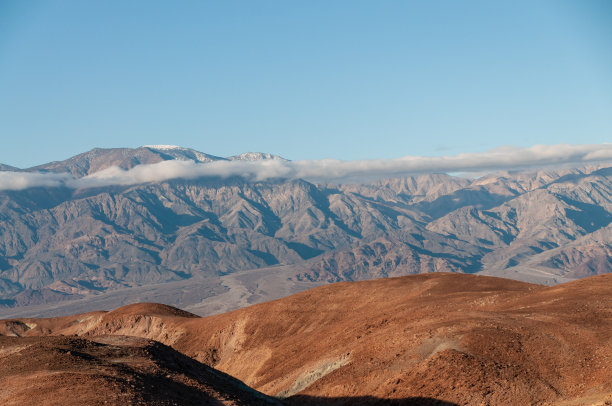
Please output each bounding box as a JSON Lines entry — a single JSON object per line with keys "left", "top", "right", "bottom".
{"left": 0, "top": 334, "right": 279, "bottom": 405}
{"left": 0, "top": 146, "right": 611, "bottom": 317}
{"left": 1, "top": 273, "right": 611, "bottom": 405}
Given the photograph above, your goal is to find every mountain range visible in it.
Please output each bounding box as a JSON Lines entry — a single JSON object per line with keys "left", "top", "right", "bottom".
{"left": 1, "top": 146, "right": 611, "bottom": 317}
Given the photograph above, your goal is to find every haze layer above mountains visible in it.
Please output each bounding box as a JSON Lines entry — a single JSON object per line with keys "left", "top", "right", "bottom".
{"left": 1, "top": 145, "right": 611, "bottom": 317}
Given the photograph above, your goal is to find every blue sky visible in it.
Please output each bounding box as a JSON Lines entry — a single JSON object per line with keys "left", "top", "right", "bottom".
{"left": 0, "top": 0, "right": 611, "bottom": 168}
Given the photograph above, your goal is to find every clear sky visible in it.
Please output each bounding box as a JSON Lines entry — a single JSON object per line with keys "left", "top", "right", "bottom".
{"left": 1, "top": 0, "right": 611, "bottom": 168}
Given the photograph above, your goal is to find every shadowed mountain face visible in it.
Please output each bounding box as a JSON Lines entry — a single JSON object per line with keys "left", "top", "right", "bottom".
{"left": 0, "top": 164, "right": 19, "bottom": 172}
{"left": 0, "top": 334, "right": 280, "bottom": 405}
{"left": 0, "top": 147, "right": 612, "bottom": 316}
{"left": 2, "top": 273, "right": 611, "bottom": 405}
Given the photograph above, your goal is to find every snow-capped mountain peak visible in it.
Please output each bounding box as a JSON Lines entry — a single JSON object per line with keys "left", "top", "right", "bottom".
{"left": 143, "top": 145, "right": 226, "bottom": 163}
{"left": 227, "top": 152, "right": 288, "bottom": 162}
{"left": 142, "top": 145, "right": 183, "bottom": 150}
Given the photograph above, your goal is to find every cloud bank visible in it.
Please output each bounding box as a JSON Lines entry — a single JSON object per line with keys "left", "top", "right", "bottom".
{"left": 0, "top": 172, "right": 73, "bottom": 191}
{"left": 1, "top": 143, "right": 612, "bottom": 191}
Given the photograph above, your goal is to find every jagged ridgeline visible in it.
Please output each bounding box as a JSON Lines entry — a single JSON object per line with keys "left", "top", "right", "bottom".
{"left": 0, "top": 146, "right": 611, "bottom": 315}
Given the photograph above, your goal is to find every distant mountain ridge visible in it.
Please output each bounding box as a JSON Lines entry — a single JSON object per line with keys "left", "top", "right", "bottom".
{"left": 0, "top": 164, "right": 20, "bottom": 172}
{"left": 0, "top": 147, "right": 611, "bottom": 317}
{"left": 8, "top": 146, "right": 285, "bottom": 177}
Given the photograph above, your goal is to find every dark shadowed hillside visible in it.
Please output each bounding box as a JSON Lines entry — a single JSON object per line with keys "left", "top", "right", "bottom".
{"left": 0, "top": 334, "right": 280, "bottom": 405}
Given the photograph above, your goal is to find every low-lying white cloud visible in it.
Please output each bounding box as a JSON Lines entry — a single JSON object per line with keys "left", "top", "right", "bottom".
{"left": 1, "top": 143, "right": 611, "bottom": 191}
{"left": 0, "top": 171, "right": 72, "bottom": 191}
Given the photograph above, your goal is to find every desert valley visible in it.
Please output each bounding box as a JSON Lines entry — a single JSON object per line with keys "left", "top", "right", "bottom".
{"left": 3, "top": 1, "right": 612, "bottom": 403}
{"left": 1, "top": 146, "right": 612, "bottom": 319}
{"left": 0, "top": 147, "right": 611, "bottom": 404}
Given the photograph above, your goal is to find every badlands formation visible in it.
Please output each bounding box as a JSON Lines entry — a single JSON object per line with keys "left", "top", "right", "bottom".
{"left": 1, "top": 273, "right": 611, "bottom": 405}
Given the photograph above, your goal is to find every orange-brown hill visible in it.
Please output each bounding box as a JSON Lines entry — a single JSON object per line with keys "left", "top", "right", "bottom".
{"left": 0, "top": 334, "right": 279, "bottom": 405}
{"left": 2, "top": 273, "right": 612, "bottom": 405}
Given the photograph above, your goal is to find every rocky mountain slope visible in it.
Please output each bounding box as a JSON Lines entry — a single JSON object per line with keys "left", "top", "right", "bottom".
{"left": 0, "top": 147, "right": 611, "bottom": 316}
{"left": 27, "top": 145, "right": 226, "bottom": 177}
{"left": 2, "top": 273, "right": 611, "bottom": 405}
